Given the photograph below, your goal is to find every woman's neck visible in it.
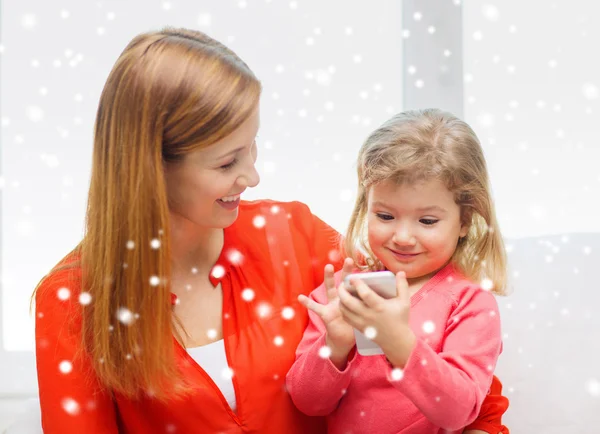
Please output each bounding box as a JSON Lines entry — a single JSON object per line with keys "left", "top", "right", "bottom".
{"left": 169, "top": 213, "right": 224, "bottom": 278}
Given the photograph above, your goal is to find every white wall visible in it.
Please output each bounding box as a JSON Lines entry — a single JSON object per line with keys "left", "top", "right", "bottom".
{"left": 1, "top": 0, "right": 599, "bottom": 431}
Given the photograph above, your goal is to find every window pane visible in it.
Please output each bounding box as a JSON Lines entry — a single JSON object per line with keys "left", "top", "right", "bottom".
{"left": 464, "top": 1, "right": 600, "bottom": 238}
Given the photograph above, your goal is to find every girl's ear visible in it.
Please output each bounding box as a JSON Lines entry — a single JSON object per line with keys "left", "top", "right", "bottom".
{"left": 459, "top": 207, "right": 472, "bottom": 238}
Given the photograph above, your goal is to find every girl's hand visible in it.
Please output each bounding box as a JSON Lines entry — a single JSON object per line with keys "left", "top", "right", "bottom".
{"left": 338, "top": 271, "right": 416, "bottom": 368}
{"left": 298, "top": 258, "right": 356, "bottom": 368}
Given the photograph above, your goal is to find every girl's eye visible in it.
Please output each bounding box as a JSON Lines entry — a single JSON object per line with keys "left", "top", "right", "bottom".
{"left": 420, "top": 218, "right": 438, "bottom": 225}
{"left": 376, "top": 213, "right": 394, "bottom": 221}
{"left": 220, "top": 159, "right": 238, "bottom": 170}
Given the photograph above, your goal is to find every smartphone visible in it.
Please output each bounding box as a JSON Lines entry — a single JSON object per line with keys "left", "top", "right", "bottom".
{"left": 343, "top": 270, "right": 397, "bottom": 299}
{"left": 343, "top": 271, "right": 397, "bottom": 356}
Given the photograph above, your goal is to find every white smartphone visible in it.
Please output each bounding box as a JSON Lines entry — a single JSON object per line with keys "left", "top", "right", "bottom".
{"left": 343, "top": 270, "right": 397, "bottom": 299}
{"left": 343, "top": 271, "right": 397, "bottom": 356}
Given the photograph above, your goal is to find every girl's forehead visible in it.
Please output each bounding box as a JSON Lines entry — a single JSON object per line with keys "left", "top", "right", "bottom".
{"left": 367, "top": 178, "right": 457, "bottom": 208}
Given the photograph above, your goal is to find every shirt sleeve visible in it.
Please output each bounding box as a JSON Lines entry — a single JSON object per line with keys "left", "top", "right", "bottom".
{"left": 389, "top": 287, "right": 503, "bottom": 431}
{"left": 464, "top": 375, "right": 510, "bottom": 433}
{"left": 35, "top": 270, "right": 119, "bottom": 433}
{"left": 285, "top": 275, "right": 357, "bottom": 416}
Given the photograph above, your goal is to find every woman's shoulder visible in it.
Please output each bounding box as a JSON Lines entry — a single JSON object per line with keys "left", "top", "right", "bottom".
{"left": 237, "top": 199, "right": 319, "bottom": 233}
{"left": 239, "top": 199, "right": 312, "bottom": 216}
{"left": 237, "top": 199, "right": 339, "bottom": 243}
{"left": 35, "top": 250, "right": 83, "bottom": 306}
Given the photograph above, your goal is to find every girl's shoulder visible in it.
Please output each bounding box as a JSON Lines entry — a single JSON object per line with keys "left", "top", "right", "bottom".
{"left": 431, "top": 264, "right": 498, "bottom": 310}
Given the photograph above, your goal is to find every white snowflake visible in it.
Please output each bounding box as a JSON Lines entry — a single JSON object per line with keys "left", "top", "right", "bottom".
{"left": 149, "top": 276, "right": 160, "bottom": 286}
{"left": 318, "top": 346, "right": 332, "bottom": 358}
{"left": 40, "top": 154, "right": 59, "bottom": 168}
{"left": 57, "top": 287, "right": 71, "bottom": 301}
{"left": 422, "top": 321, "right": 436, "bottom": 334}
{"left": 281, "top": 307, "right": 295, "bottom": 320}
{"left": 482, "top": 4, "right": 499, "bottom": 21}
{"left": 273, "top": 336, "right": 284, "bottom": 346}
{"left": 59, "top": 360, "right": 73, "bottom": 374}
{"left": 150, "top": 238, "right": 161, "bottom": 249}
{"left": 582, "top": 83, "right": 598, "bottom": 100}
{"left": 313, "top": 69, "right": 332, "bottom": 86}
{"left": 257, "top": 302, "right": 272, "bottom": 318}
{"left": 126, "top": 240, "right": 135, "bottom": 250}
{"left": 21, "top": 14, "right": 37, "bottom": 30}
{"left": 61, "top": 397, "right": 80, "bottom": 415}
{"left": 241, "top": 288, "right": 255, "bottom": 301}
{"left": 221, "top": 367, "right": 234, "bottom": 379}
{"left": 211, "top": 265, "right": 225, "bottom": 279}
{"left": 253, "top": 215, "right": 266, "bottom": 228}
{"left": 481, "top": 278, "right": 494, "bottom": 291}
{"left": 390, "top": 368, "right": 404, "bottom": 381}
{"left": 26, "top": 105, "right": 44, "bottom": 123}
{"left": 227, "top": 249, "right": 243, "bottom": 264}
{"left": 364, "top": 326, "right": 377, "bottom": 339}
{"left": 79, "top": 292, "right": 92, "bottom": 306}
{"left": 475, "top": 113, "right": 496, "bottom": 129}
{"left": 207, "top": 329, "right": 218, "bottom": 340}
{"left": 339, "top": 189, "right": 353, "bottom": 202}
{"left": 198, "top": 13, "right": 212, "bottom": 27}
{"left": 116, "top": 307, "right": 135, "bottom": 325}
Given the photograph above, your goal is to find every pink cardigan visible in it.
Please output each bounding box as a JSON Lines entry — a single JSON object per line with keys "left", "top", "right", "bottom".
{"left": 286, "top": 264, "right": 502, "bottom": 433}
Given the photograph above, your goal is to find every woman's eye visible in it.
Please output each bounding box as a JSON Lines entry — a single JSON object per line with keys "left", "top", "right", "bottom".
{"left": 376, "top": 213, "right": 394, "bottom": 221}
{"left": 420, "top": 218, "right": 438, "bottom": 225}
{"left": 220, "top": 159, "right": 238, "bottom": 170}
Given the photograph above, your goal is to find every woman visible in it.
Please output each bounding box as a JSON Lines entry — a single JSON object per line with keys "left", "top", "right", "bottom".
{"left": 34, "top": 28, "right": 509, "bottom": 433}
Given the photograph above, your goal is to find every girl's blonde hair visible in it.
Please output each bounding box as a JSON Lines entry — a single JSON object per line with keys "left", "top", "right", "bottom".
{"left": 344, "top": 108, "right": 507, "bottom": 295}
{"left": 32, "top": 28, "right": 261, "bottom": 400}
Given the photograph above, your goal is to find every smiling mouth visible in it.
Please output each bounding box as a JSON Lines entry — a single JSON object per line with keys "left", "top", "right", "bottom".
{"left": 388, "top": 249, "right": 421, "bottom": 259}
{"left": 218, "top": 194, "right": 241, "bottom": 203}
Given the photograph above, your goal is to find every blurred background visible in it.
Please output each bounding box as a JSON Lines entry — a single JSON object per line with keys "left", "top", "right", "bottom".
{"left": 1, "top": 0, "right": 599, "bottom": 432}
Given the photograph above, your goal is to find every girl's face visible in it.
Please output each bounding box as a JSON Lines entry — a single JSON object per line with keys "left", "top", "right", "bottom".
{"left": 367, "top": 178, "right": 469, "bottom": 288}
{"left": 164, "top": 106, "right": 261, "bottom": 230}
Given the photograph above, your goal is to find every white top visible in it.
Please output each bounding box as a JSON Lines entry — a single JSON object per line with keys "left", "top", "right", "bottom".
{"left": 187, "top": 339, "right": 237, "bottom": 412}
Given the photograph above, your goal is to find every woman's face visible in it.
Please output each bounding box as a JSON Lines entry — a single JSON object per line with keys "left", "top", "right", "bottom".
{"left": 164, "top": 106, "right": 261, "bottom": 230}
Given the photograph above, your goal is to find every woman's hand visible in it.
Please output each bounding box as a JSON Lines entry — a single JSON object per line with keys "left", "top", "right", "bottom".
{"left": 338, "top": 271, "right": 416, "bottom": 368}
{"left": 298, "top": 258, "right": 356, "bottom": 369}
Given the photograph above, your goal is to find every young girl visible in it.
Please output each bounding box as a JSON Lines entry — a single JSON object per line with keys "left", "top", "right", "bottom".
{"left": 286, "top": 108, "right": 507, "bottom": 434}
